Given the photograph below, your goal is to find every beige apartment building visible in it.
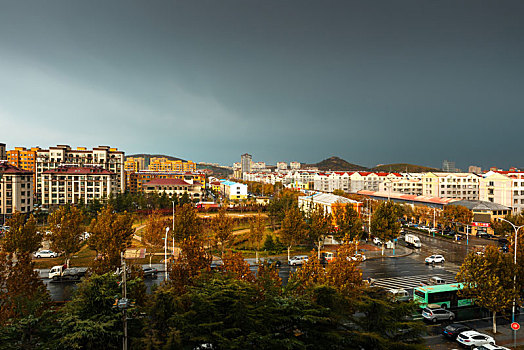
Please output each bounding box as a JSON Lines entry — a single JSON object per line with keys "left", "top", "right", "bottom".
{"left": 148, "top": 157, "right": 196, "bottom": 172}
{"left": 40, "top": 166, "right": 117, "bottom": 206}
{"left": 479, "top": 170, "right": 524, "bottom": 214}
{"left": 0, "top": 162, "right": 33, "bottom": 216}
{"left": 35, "top": 145, "right": 125, "bottom": 200}
{"left": 421, "top": 172, "right": 479, "bottom": 200}
{"left": 379, "top": 178, "right": 424, "bottom": 196}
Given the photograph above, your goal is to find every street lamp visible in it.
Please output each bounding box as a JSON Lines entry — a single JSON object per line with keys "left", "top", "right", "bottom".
{"left": 172, "top": 201, "right": 175, "bottom": 258}
{"left": 164, "top": 227, "right": 170, "bottom": 281}
{"left": 497, "top": 217, "right": 523, "bottom": 326}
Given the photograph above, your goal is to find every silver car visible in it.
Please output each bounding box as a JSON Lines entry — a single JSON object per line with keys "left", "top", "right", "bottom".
{"left": 34, "top": 250, "right": 58, "bottom": 258}
{"left": 421, "top": 307, "right": 455, "bottom": 323}
{"left": 288, "top": 255, "right": 309, "bottom": 266}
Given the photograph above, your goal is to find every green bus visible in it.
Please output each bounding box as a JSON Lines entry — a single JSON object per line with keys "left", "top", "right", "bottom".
{"left": 413, "top": 283, "right": 473, "bottom": 309}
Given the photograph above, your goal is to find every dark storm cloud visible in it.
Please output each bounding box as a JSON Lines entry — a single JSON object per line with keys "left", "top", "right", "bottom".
{"left": 0, "top": 0, "right": 523, "bottom": 168}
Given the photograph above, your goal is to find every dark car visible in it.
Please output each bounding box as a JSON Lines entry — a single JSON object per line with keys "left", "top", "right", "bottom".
{"left": 477, "top": 232, "right": 495, "bottom": 239}
{"left": 143, "top": 267, "right": 158, "bottom": 278}
{"left": 266, "top": 258, "right": 282, "bottom": 268}
{"left": 498, "top": 238, "right": 510, "bottom": 246}
{"left": 442, "top": 323, "right": 471, "bottom": 339}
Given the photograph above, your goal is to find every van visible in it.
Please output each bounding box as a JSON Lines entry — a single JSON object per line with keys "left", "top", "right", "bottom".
{"left": 320, "top": 252, "right": 334, "bottom": 263}
{"left": 429, "top": 276, "right": 446, "bottom": 285}
{"left": 387, "top": 288, "right": 410, "bottom": 302}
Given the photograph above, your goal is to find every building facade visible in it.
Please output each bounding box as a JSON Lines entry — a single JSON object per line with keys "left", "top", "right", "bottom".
{"left": 220, "top": 180, "right": 248, "bottom": 200}
{"left": 7, "top": 147, "right": 38, "bottom": 195}
{"left": 143, "top": 178, "right": 203, "bottom": 201}
{"left": 40, "top": 166, "right": 116, "bottom": 206}
{"left": 479, "top": 170, "right": 524, "bottom": 214}
{"left": 126, "top": 171, "right": 206, "bottom": 193}
{"left": 0, "top": 162, "right": 34, "bottom": 215}
{"left": 422, "top": 172, "right": 479, "bottom": 200}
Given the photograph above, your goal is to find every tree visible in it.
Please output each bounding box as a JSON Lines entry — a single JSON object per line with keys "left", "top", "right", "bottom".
{"left": 48, "top": 206, "right": 85, "bottom": 267}
{"left": 280, "top": 206, "right": 308, "bottom": 260}
{"left": 221, "top": 250, "right": 255, "bottom": 282}
{"left": 440, "top": 205, "right": 472, "bottom": 233}
{"left": 143, "top": 210, "right": 168, "bottom": 266}
{"left": 267, "top": 191, "right": 298, "bottom": 230}
{"left": 212, "top": 207, "right": 235, "bottom": 257}
{"left": 306, "top": 205, "right": 332, "bottom": 259}
{"left": 456, "top": 245, "right": 518, "bottom": 333}
{"left": 333, "top": 204, "right": 363, "bottom": 251}
{"left": 2, "top": 212, "right": 42, "bottom": 256}
{"left": 88, "top": 206, "right": 134, "bottom": 273}
{"left": 248, "top": 212, "right": 266, "bottom": 262}
{"left": 371, "top": 202, "right": 402, "bottom": 255}
{"left": 172, "top": 203, "right": 201, "bottom": 243}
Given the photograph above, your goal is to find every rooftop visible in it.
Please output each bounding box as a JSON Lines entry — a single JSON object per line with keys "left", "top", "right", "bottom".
{"left": 449, "top": 200, "right": 510, "bottom": 211}
{"left": 301, "top": 192, "right": 361, "bottom": 205}
{"left": 42, "top": 166, "right": 114, "bottom": 175}
{"left": 144, "top": 178, "right": 192, "bottom": 186}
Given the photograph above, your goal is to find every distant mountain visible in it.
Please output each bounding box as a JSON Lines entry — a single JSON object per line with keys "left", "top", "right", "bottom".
{"left": 304, "top": 156, "right": 368, "bottom": 171}
{"left": 371, "top": 163, "right": 439, "bottom": 173}
{"left": 196, "top": 164, "right": 233, "bottom": 177}
{"left": 126, "top": 154, "right": 233, "bottom": 177}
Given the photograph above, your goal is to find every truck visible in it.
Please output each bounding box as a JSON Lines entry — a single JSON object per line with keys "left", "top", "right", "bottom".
{"left": 404, "top": 233, "right": 421, "bottom": 248}
{"left": 49, "top": 265, "right": 87, "bottom": 281}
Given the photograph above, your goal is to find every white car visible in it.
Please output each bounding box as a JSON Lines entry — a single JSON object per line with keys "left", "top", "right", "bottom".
{"left": 372, "top": 237, "right": 382, "bottom": 245}
{"left": 288, "top": 255, "right": 309, "bottom": 266}
{"left": 34, "top": 250, "right": 58, "bottom": 258}
{"left": 473, "top": 344, "right": 510, "bottom": 350}
{"left": 456, "top": 331, "right": 495, "bottom": 348}
{"left": 349, "top": 253, "right": 366, "bottom": 262}
{"left": 425, "top": 254, "right": 445, "bottom": 264}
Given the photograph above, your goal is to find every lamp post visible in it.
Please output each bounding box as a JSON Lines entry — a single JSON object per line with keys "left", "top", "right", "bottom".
{"left": 164, "top": 227, "right": 170, "bottom": 281}
{"left": 497, "top": 217, "right": 523, "bottom": 327}
{"left": 172, "top": 201, "right": 175, "bottom": 257}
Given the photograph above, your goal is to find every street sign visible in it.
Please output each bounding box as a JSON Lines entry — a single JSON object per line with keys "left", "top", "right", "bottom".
{"left": 511, "top": 322, "right": 520, "bottom": 331}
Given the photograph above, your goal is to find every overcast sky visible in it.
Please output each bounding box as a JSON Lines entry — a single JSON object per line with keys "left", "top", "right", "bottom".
{"left": 1, "top": 1, "right": 523, "bottom": 169}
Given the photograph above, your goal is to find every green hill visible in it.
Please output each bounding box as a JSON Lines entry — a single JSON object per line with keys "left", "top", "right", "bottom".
{"left": 304, "top": 156, "right": 368, "bottom": 171}
{"left": 371, "top": 163, "right": 439, "bottom": 173}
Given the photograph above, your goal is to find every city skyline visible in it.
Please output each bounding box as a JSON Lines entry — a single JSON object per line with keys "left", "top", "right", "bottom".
{"left": 1, "top": 1, "right": 524, "bottom": 169}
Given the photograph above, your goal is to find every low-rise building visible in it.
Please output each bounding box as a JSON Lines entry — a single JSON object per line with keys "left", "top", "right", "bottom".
{"left": 299, "top": 192, "right": 362, "bottom": 216}
{"left": 40, "top": 166, "right": 116, "bottom": 206}
{"left": 143, "top": 178, "right": 203, "bottom": 201}
{"left": 0, "top": 161, "right": 33, "bottom": 215}
{"left": 220, "top": 180, "right": 248, "bottom": 201}
{"left": 448, "top": 200, "right": 510, "bottom": 236}
{"left": 126, "top": 171, "right": 206, "bottom": 193}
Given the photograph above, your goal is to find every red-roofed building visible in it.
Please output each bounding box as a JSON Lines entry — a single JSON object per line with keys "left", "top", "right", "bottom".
{"left": 143, "top": 178, "right": 203, "bottom": 200}
{"left": 41, "top": 166, "right": 117, "bottom": 206}
{"left": 0, "top": 161, "right": 33, "bottom": 215}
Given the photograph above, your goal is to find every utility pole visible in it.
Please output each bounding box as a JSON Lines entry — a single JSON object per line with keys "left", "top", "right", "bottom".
{"left": 121, "top": 252, "right": 128, "bottom": 350}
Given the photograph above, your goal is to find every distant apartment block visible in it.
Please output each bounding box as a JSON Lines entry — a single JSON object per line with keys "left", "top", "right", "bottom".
{"left": 379, "top": 177, "right": 424, "bottom": 196}
{"left": 442, "top": 160, "right": 457, "bottom": 172}
{"left": 124, "top": 157, "right": 146, "bottom": 172}
{"left": 241, "top": 153, "right": 252, "bottom": 173}
{"left": 40, "top": 166, "right": 117, "bottom": 206}
{"left": 276, "top": 162, "right": 288, "bottom": 171}
{"left": 0, "top": 143, "right": 5, "bottom": 160}
{"left": 143, "top": 178, "right": 203, "bottom": 201}
{"left": 0, "top": 161, "right": 33, "bottom": 215}
{"left": 7, "top": 147, "right": 38, "bottom": 195}
{"left": 289, "top": 161, "right": 301, "bottom": 170}
{"left": 468, "top": 165, "right": 482, "bottom": 174}
{"left": 126, "top": 171, "right": 206, "bottom": 193}
{"left": 252, "top": 162, "right": 266, "bottom": 171}
{"left": 148, "top": 157, "right": 196, "bottom": 172}
{"left": 479, "top": 170, "right": 524, "bottom": 214}
{"left": 31, "top": 145, "right": 125, "bottom": 201}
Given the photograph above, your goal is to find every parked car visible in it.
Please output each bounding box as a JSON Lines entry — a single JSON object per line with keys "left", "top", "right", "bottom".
{"left": 142, "top": 267, "right": 158, "bottom": 278}
{"left": 34, "top": 250, "right": 58, "bottom": 258}
{"left": 477, "top": 232, "right": 495, "bottom": 239}
{"left": 266, "top": 258, "right": 282, "bottom": 267}
{"left": 373, "top": 237, "right": 382, "bottom": 245}
{"left": 421, "top": 307, "right": 455, "bottom": 323}
{"left": 442, "top": 323, "right": 471, "bottom": 339}
{"left": 456, "top": 331, "right": 495, "bottom": 348}
{"left": 472, "top": 344, "right": 510, "bottom": 350}
{"left": 351, "top": 253, "right": 366, "bottom": 261}
{"left": 320, "top": 252, "right": 335, "bottom": 263}
{"left": 288, "top": 255, "right": 309, "bottom": 266}
{"left": 425, "top": 254, "right": 445, "bottom": 264}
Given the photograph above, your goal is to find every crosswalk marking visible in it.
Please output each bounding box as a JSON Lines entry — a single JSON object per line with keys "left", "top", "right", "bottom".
{"left": 372, "top": 273, "right": 457, "bottom": 290}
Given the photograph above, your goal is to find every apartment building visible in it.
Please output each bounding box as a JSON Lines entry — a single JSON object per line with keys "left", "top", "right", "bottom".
{"left": 479, "top": 170, "right": 524, "bottom": 214}
{"left": 289, "top": 162, "right": 301, "bottom": 170}
{"left": 143, "top": 178, "right": 203, "bottom": 201}
{"left": 40, "top": 166, "right": 116, "bottom": 206}
{"left": 241, "top": 153, "right": 252, "bottom": 173}
{"left": 7, "top": 147, "right": 39, "bottom": 194}
{"left": 148, "top": 157, "right": 196, "bottom": 172}
{"left": 35, "top": 145, "right": 125, "bottom": 200}
{"left": 0, "top": 143, "right": 5, "bottom": 160}
{"left": 126, "top": 171, "right": 206, "bottom": 193}
{"left": 348, "top": 172, "right": 401, "bottom": 192}
{"left": 314, "top": 172, "right": 351, "bottom": 193}
{"left": 276, "top": 162, "right": 288, "bottom": 171}
{"left": 422, "top": 172, "right": 479, "bottom": 200}
{"left": 379, "top": 178, "right": 424, "bottom": 196}
{"left": 0, "top": 162, "right": 34, "bottom": 215}
{"left": 124, "top": 157, "right": 146, "bottom": 172}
